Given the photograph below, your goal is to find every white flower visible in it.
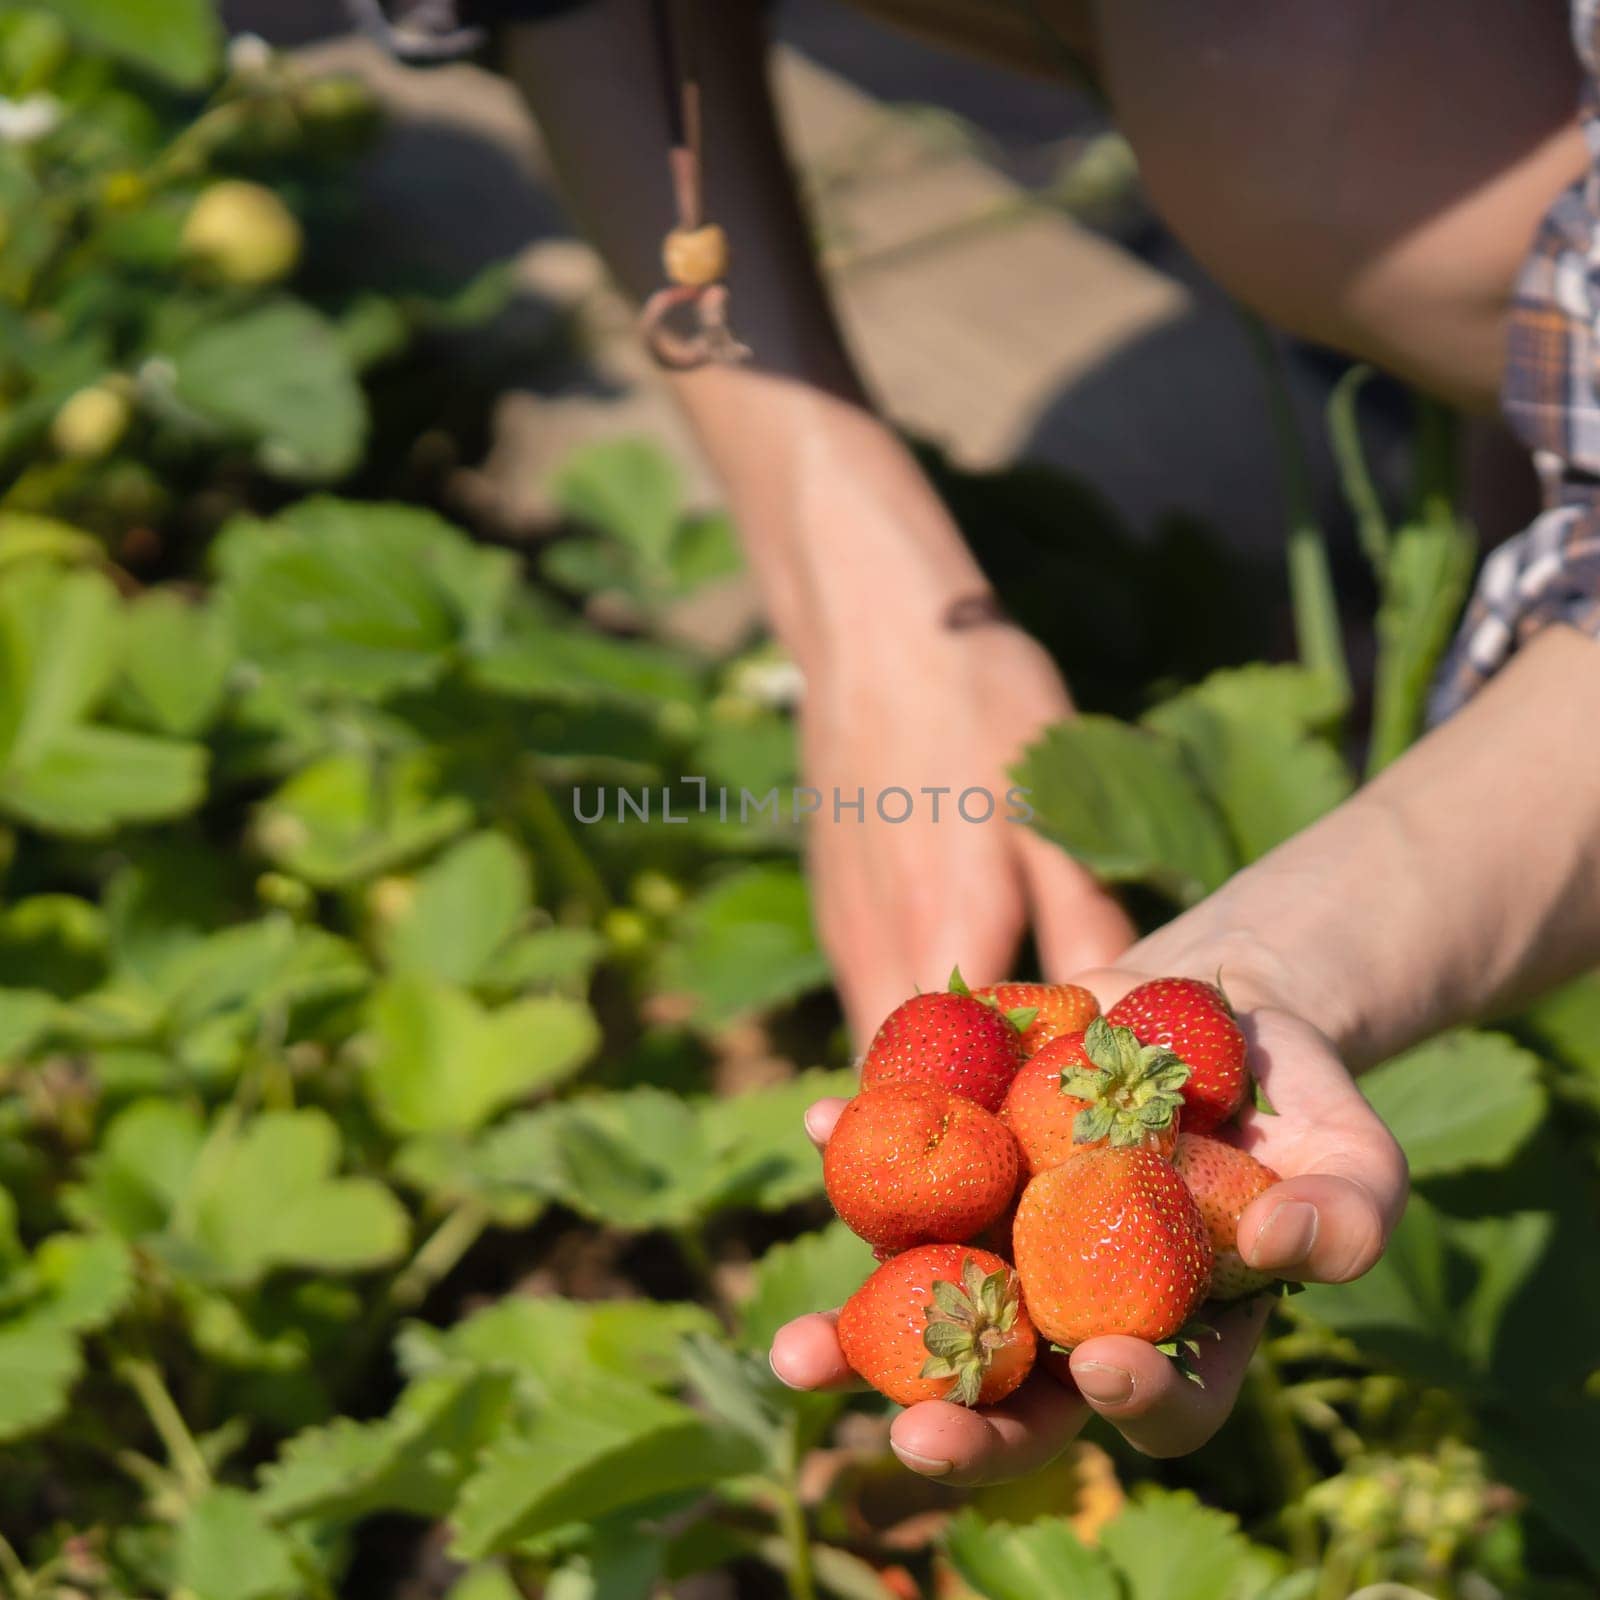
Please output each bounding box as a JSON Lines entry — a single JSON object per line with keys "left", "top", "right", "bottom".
{"left": 0, "top": 95, "right": 61, "bottom": 144}
{"left": 732, "top": 657, "right": 807, "bottom": 709}
{"left": 227, "top": 33, "right": 273, "bottom": 73}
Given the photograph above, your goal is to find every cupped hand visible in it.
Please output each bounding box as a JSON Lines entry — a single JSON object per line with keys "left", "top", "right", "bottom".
{"left": 770, "top": 970, "right": 1408, "bottom": 1480}
{"left": 800, "top": 623, "right": 1133, "bottom": 1046}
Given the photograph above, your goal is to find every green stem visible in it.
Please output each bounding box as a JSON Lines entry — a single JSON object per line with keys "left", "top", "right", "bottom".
{"left": 1240, "top": 311, "right": 1351, "bottom": 712}
{"left": 1327, "top": 366, "right": 1390, "bottom": 575}
{"left": 775, "top": 1416, "right": 817, "bottom": 1600}
{"left": 0, "top": 1530, "right": 35, "bottom": 1600}
{"left": 1244, "top": 1348, "right": 1321, "bottom": 1569}
{"left": 389, "top": 1202, "right": 489, "bottom": 1311}
{"left": 115, "top": 1353, "right": 211, "bottom": 1503}
{"left": 517, "top": 767, "right": 612, "bottom": 917}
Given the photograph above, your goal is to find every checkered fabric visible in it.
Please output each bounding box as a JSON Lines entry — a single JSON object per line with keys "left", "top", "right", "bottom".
{"left": 1432, "top": 0, "right": 1600, "bottom": 715}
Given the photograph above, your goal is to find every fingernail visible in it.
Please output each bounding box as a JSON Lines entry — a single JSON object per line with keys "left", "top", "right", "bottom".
{"left": 803, "top": 1105, "right": 831, "bottom": 1144}
{"left": 1251, "top": 1200, "right": 1319, "bottom": 1267}
{"left": 891, "top": 1444, "right": 954, "bottom": 1477}
{"left": 1073, "top": 1362, "right": 1135, "bottom": 1406}
{"left": 768, "top": 1349, "right": 802, "bottom": 1391}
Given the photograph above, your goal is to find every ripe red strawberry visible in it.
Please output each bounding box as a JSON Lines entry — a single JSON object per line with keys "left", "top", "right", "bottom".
{"left": 1107, "top": 978, "right": 1248, "bottom": 1133}
{"left": 860, "top": 974, "right": 1025, "bottom": 1112}
{"left": 837, "top": 1244, "right": 1037, "bottom": 1406}
{"left": 973, "top": 981, "right": 1100, "bottom": 1055}
{"left": 1173, "top": 1132, "right": 1281, "bottom": 1301}
{"left": 824, "top": 1082, "right": 1020, "bottom": 1254}
{"left": 1011, "top": 1146, "right": 1213, "bottom": 1347}
{"left": 1001, "top": 1017, "right": 1188, "bottom": 1176}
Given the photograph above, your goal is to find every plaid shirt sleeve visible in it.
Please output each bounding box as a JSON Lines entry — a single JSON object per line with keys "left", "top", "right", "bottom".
{"left": 1431, "top": 0, "right": 1600, "bottom": 718}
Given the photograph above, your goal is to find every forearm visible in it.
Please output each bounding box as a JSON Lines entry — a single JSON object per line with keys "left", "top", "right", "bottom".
{"left": 502, "top": 2, "right": 986, "bottom": 660}
{"left": 1136, "top": 626, "right": 1600, "bottom": 1067}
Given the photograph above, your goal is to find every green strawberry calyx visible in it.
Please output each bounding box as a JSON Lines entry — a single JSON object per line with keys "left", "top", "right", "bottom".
{"left": 950, "top": 968, "right": 1039, "bottom": 1036}
{"left": 919, "top": 1256, "right": 1022, "bottom": 1407}
{"left": 1154, "top": 1319, "right": 1220, "bottom": 1387}
{"left": 1061, "top": 1016, "right": 1191, "bottom": 1148}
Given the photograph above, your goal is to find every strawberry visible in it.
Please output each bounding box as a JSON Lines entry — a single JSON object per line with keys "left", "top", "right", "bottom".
{"left": 973, "top": 981, "right": 1100, "bottom": 1055}
{"left": 860, "top": 972, "right": 1025, "bottom": 1112}
{"left": 1172, "top": 1132, "right": 1281, "bottom": 1301}
{"left": 1107, "top": 978, "right": 1248, "bottom": 1133}
{"left": 1011, "top": 1146, "right": 1213, "bottom": 1348}
{"left": 1001, "top": 1017, "right": 1188, "bottom": 1176}
{"left": 837, "top": 1244, "right": 1037, "bottom": 1406}
{"left": 824, "top": 1082, "right": 1020, "bottom": 1254}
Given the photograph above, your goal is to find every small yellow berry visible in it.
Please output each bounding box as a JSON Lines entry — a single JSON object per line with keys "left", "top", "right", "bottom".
{"left": 50, "top": 383, "right": 131, "bottom": 460}
{"left": 181, "top": 179, "right": 302, "bottom": 287}
{"left": 662, "top": 223, "right": 728, "bottom": 287}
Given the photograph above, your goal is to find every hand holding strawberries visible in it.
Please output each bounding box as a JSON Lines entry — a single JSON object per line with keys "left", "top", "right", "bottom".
{"left": 770, "top": 969, "right": 1407, "bottom": 1478}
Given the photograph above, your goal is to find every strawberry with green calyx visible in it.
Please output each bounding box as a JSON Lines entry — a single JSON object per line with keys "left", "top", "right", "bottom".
{"left": 1173, "top": 1131, "right": 1282, "bottom": 1301}
{"left": 1012, "top": 1146, "right": 1213, "bottom": 1350}
{"left": 973, "top": 980, "right": 1100, "bottom": 1054}
{"left": 837, "top": 1244, "right": 1037, "bottom": 1406}
{"left": 824, "top": 1082, "right": 1020, "bottom": 1255}
{"left": 861, "top": 970, "right": 1026, "bottom": 1113}
{"left": 1001, "top": 1017, "right": 1189, "bottom": 1176}
{"left": 1107, "top": 977, "right": 1248, "bottom": 1133}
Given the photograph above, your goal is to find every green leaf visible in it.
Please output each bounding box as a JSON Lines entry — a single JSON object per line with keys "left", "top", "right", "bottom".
{"left": 477, "top": 927, "right": 605, "bottom": 995}
{"left": 257, "top": 1367, "right": 516, "bottom": 1523}
{"left": 214, "top": 499, "right": 506, "bottom": 698}
{"left": 170, "top": 302, "right": 366, "bottom": 482}
{"left": 0, "top": 563, "right": 119, "bottom": 769}
{"left": 553, "top": 438, "right": 681, "bottom": 574}
{"left": 69, "top": 1100, "right": 207, "bottom": 1241}
{"left": 0, "top": 1320, "right": 83, "bottom": 1442}
{"left": 398, "top": 1295, "right": 718, "bottom": 1399}
{"left": 0, "top": 723, "right": 207, "bottom": 835}
{"left": 49, "top": 0, "right": 221, "bottom": 86}
{"left": 255, "top": 750, "right": 472, "bottom": 888}
{"left": 364, "top": 976, "right": 599, "bottom": 1135}
{"left": 115, "top": 590, "right": 234, "bottom": 737}
{"left": 378, "top": 832, "right": 531, "bottom": 985}
{"left": 1099, "top": 1488, "right": 1287, "bottom": 1600}
{"left": 945, "top": 1508, "right": 1119, "bottom": 1600}
{"left": 1016, "top": 716, "right": 1234, "bottom": 904}
{"left": 181, "top": 1110, "right": 410, "bottom": 1285}
{"left": 28, "top": 1232, "right": 135, "bottom": 1333}
{"left": 451, "top": 1375, "right": 761, "bottom": 1559}
{"left": 1145, "top": 674, "right": 1352, "bottom": 864}
{"left": 478, "top": 1089, "right": 709, "bottom": 1230}
{"left": 739, "top": 1222, "right": 877, "bottom": 1349}
{"left": 477, "top": 1071, "right": 852, "bottom": 1230}
{"left": 1368, "top": 499, "right": 1477, "bottom": 774}
{"left": 175, "top": 1488, "right": 299, "bottom": 1600}
{"left": 1362, "top": 1030, "right": 1546, "bottom": 1179}
{"left": 656, "top": 865, "right": 830, "bottom": 1023}
{"left": 1515, "top": 971, "right": 1600, "bottom": 1102}
{"left": 699, "top": 1068, "right": 855, "bottom": 1211}
{"left": 473, "top": 614, "right": 702, "bottom": 711}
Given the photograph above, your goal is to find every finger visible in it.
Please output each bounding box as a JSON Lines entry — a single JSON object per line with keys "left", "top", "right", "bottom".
{"left": 769, "top": 1311, "right": 861, "bottom": 1392}
{"left": 1230, "top": 1010, "right": 1409, "bottom": 1282}
{"left": 1068, "top": 1297, "right": 1271, "bottom": 1458}
{"left": 803, "top": 1097, "right": 849, "bottom": 1150}
{"left": 1016, "top": 830, "right": 1136, "bottom": 978}
{"left": 888, "top": 1370, "right": 1089, "bottom": 1485}
{"left": 1239, "top": 1172, "right": 1399, "bottom": 1283}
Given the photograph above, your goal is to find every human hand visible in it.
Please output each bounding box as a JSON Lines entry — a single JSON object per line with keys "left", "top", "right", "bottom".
{"left": 801, "top": 621, "right": 1133, "bottom": 1046}
{"left": 769, "top": 968, "right": 1408, "bottom": 1480}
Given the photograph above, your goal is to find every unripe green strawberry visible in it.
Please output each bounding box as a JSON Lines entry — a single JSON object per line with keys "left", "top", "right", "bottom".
{"left": 1173, "top": 1132, "right": 1280, "bottom": 1300}
{"left": 824, "top": 1082, "right": 1019, "bottom": 1255}
{"left": 837, "top": 1244, "right": 1036, "bottom": 1406}
{"left": 974, "top": 981, "right": 1099, "bottom": 1054}
{"left": 182, "top": 180, "right": 302, "bottom": 287}
{"left": 1012, "top": 1146, "right": 1212, "bottom": 1348}
{"left": 860, "top": 972, "right": 1025, "bottom": 1112}
{"left": 51, "top": 382, "right": 130, "bottom": 459}
{"left": 1002, "top": 1017, "right": 1188, "bottom": 1177}
{"left": 1107, "top": 978, "right": 1249, "bottom": 1133}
